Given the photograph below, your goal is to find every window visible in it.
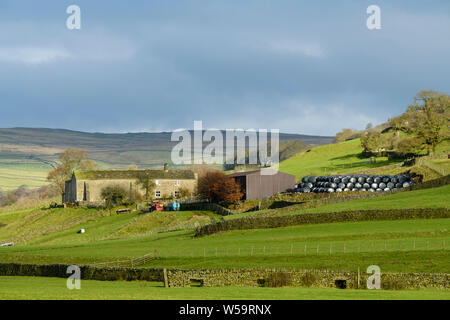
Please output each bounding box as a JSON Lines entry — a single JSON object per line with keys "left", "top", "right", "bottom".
{"left": 155, "top": 180, "right": 161, "bottom": 185}
{"left": 174, "top": 190, "right": 180, "bottom": 198}
{"left": 155, "top": 190, "right": 161, "bottom": 197}
{"left": 174, "top": 180, "right": 180, "bottom": 186}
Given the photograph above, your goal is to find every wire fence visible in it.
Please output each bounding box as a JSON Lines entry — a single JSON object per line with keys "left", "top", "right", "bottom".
{"left": 89, "top": 252, "right": 157, "bottom": 268}
{"left": 152, "top": 238, "right": 449, "bottom": 260}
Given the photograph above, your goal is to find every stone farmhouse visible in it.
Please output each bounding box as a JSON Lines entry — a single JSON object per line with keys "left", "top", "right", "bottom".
{"left": 63, "top": 165, "right": 197, "bottom": 204}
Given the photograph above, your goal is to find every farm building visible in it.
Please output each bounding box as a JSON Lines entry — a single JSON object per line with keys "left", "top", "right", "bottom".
{"left": 228, "top": 170, "right": 295, "bottom": 200}
{"left": 63, "top": 165, "right": 197, "bottom": 204}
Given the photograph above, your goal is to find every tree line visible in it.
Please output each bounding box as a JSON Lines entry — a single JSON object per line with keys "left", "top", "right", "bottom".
{"left": 334, "top": 90, "right": 449, "bottom": 158}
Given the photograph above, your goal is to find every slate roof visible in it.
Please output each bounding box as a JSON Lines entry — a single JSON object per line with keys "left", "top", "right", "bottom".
{"left": 73, "top": 169, "right": 196, "bottom": 180}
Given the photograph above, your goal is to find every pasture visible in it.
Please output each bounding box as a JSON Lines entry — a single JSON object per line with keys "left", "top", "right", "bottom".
{"left": 279, "top": 139, "right": 401, "bottom": 179}
{"left": 0, "top": 276, "right": 448, "bottom": 300}
{"left": 1, "top": 206, "right": 449, "bottom": 273}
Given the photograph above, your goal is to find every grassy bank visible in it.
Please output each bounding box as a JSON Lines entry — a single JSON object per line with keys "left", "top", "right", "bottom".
{"left": 279, "top": 139, "right": 401, "bottom": 179}
{"left": 296, "top": 184, "right": 450, "bottom": 214}
{"left": 0, "top": 276, "right": 448, "bottom": 300}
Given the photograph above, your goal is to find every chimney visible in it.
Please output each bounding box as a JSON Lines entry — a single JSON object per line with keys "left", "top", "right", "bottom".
{"left": 164, "top": 163, "right": 169, "bottom": 172}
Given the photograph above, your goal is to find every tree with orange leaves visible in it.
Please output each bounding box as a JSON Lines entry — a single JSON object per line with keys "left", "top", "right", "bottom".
{"left": 197, "top": 169, "right": 243, "bottom": 204}
{"left": 47, "top": 148, "right": 97, "bottom": 194}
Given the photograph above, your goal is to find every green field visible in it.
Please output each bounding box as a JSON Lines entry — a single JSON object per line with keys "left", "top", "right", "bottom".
{"left": 0, "top": 208, "right": 218, "bottom": 246}
{"left": 220, "top": 183, "right": 450, "bottom": 222}
{"left": 0, "top": 155, "right": 51, "bottom": 191}
{"left": 279, "top": 139, "right": 401, "bottom": 179}
{"left": 296, "top": 184, "right": 450, "bottom": 214}
{"left": 1, "top": 203, "right": 449, "bottom": 273}
{"left": 279, "top": 137, "right": 450, "bottom": 180}
{"left": 0, "top": 276, "right": 448, "bottom": 300}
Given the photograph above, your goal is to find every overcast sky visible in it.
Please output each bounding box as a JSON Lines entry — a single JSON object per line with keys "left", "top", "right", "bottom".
{"left": 0, "top": 0, "right": 449, "bottom": 136}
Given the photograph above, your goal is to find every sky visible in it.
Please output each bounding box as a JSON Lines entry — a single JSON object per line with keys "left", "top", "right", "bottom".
{"left": 0, "top": 0, "right": 449, "bottom": 136}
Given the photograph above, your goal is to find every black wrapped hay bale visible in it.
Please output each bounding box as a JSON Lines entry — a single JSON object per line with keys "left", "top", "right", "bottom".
{"left": 296, "top": 174, "right": 414, "bottom": 194}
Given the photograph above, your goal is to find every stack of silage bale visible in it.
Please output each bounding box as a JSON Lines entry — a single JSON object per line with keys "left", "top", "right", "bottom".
{"left": 295, "top": 174, "right": 415, "bottom": 193}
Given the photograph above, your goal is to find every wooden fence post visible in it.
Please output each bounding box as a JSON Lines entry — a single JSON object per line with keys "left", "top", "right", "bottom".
{"left": 357, "top": 267, "right": 360, "bottom": 289}
{"left": 163, "top": 268, "right": 168, "bottom": 288}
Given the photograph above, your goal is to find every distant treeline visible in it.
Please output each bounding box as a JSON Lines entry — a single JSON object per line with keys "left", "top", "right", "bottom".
{"left": 0, "top": 185, "right": 58, "bottom": 207}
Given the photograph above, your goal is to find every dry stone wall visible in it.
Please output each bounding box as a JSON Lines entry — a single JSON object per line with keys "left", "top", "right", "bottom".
{"left": 166, "top": 268, "right": 450, "bottom": 290}
{"left": 0, "top": 263, "right": 447, "bottom": 290}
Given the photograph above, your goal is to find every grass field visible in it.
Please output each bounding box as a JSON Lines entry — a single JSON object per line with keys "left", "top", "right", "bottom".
{"left": 295, "top": 184, "right": 450, "bottom": 214}
{"left": 1, "top": 206, "right": 449, "bottom": 273}
{"left": 0, "top": 208, "right": 218, "bottom": 245}
{"left": 0, "top": 155, "right": 51, "bottom": 191}
{"left": 279, "top": 137, "right": 450, "bottom": 180}
{"left": 279, "top": 139, "right": 401, "bottom": 179}
{"left": 1, "top": 276, "right": 449, "bottom": 300}
{"left": 220, "top": 183, "right": 450, "bottom": 222}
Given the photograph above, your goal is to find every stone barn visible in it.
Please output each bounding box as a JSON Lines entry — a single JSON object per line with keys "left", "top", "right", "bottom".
{"left": 63, "top": 167, "right": 197, "bottom": 204}
{"left": 228, "top": 170, "right": 295, "bottom": 200}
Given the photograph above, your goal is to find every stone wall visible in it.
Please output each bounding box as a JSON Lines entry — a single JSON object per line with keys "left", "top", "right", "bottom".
{"left": 0, "top": 263, "right": 447, "bottom": 290}
{"left": 0, "top": 263, "right": 163, "bottom": 282}
{"left": 195, "top": 208, "right": 450, "bottom": 237}
{"left": 166, "top": 268, "right": 450, "bottom": 290}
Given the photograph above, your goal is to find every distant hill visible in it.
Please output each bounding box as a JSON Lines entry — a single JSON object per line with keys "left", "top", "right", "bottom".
{"left": 0, "top": 127, "right": 333, "bottom": 190}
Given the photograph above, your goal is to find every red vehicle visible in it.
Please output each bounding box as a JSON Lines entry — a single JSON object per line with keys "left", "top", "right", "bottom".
{"left": 149, "top": 201, "right": 164, "bottom": 212}
{"left": 154, "top": 202, "right": 164, "bottom": 211}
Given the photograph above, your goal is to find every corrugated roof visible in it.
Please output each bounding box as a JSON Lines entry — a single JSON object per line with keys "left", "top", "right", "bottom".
{"left": 227, "top": 169, "right": 293, "bottom": 178}
{"left": 227, "top": 170, "right": 263, "bottom": 178}
{"left": 74, "top": 169, "right": 196, "bottom": 180}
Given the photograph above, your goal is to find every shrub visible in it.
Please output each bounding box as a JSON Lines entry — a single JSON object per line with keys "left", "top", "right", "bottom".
{"left": 334, "top": 129, "right": 359, "bottom": 143}
{"left": 100, "top": 185, "right": 128, "bottom": 207}
{"left": 0, "top": 192, "right": 18, "bottom": 207}
{"left": 264, "top": 271, "right": 292, "bottom": 287}
{"left": 396, "top": 136, "right": 426, "bottom": 157}
{"left": 178, "top": 187, "right": 191, "bottom": 198}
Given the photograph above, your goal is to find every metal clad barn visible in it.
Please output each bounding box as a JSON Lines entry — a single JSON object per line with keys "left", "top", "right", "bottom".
{"left": 228, "top": 170, "right": 295, "bottom": 200}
